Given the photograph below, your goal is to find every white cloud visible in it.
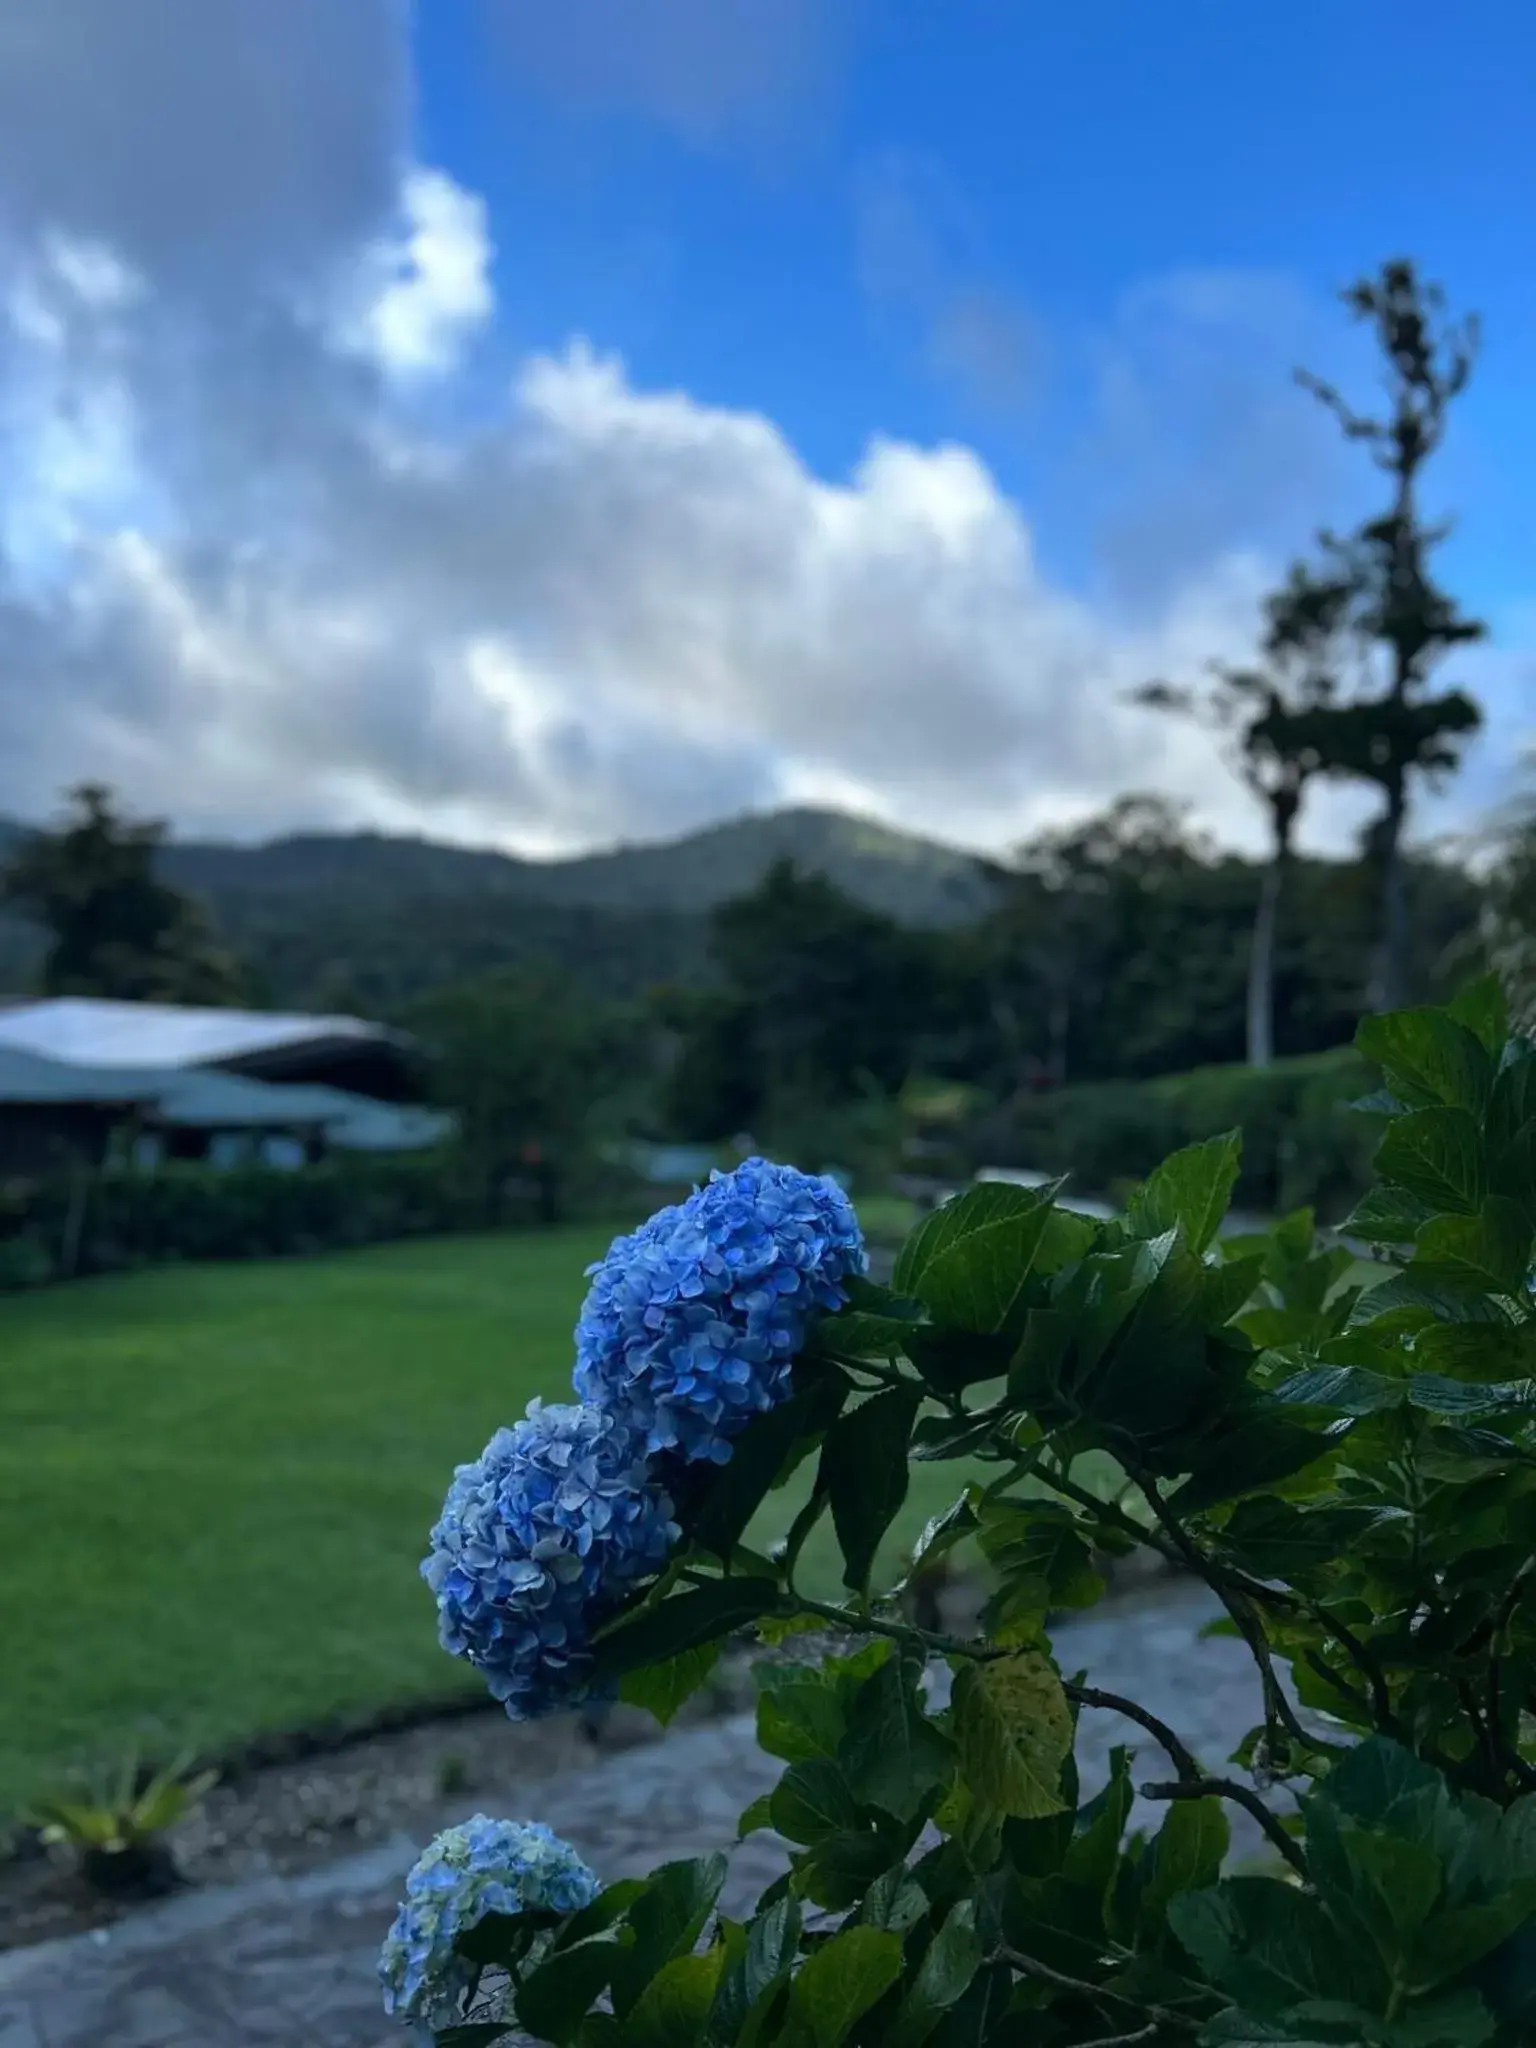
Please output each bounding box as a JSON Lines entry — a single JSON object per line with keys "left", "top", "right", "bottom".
{"left": 340, "top": 167, "right": 494, "bottom": 380}
{"left": 0, "top": 0, "right": 1522, "bottom": 877}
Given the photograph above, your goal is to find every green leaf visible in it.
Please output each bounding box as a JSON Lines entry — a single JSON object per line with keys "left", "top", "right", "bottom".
{"left": 516, "top": 1939, "right": 618, "bottom": 2045}
{"left": 1061, "top": 1747, "right": 1133, "bottom": 1899}
{"left": 908, "top": 1491, "right": 982, "bottom": 1577}
{"left": 769, "top": 1759, "right": 862, "bottom": 1846}
{"left": 1408, "top": 1374, "right": 1536, "bottom": 1418}
{"left": 782, "top": 1925, "right": 903, "bottom": 2048}
{"left": 1169, "top": 1877, "right": 1383, "bottom": 2015}
{"left": 952, "top": 1651, "right": 1073, "bottom": 1820}
{"left": 620, "top": 1643, "right": 721, "bottom": 1728}
{"left": 1344, "top": 1182, "right": 1436, "bottom": 1248}
{"left": 624, "top": 1948, "right": 726, "bottom": 2048}
{"left": 590, "top": 1579, "right": 780, "bottom": 1681}
{"left": 1415, "top": 1199, "right": 1534, "bottom": 1295}
{"left": 895, "top": 1182, "right": 1067, "bottom": 1336}
{"left": 839, "top": 1652, "right": 955, "bottom": 1822}
{"left": 975, "top": 1499, "right": 1103, "bottom": 1612}
{"left": 1447, "top": 974, "right": 1509, "bottom": 1053}
{"left": 1275, "top": 1363, "right": 1404, "bottom": 1414}
{"left": 793, "top": 1826, "right": 909, "bottom": 1911}
{"left": 737, "top": 1793, "right": 774, "bottom": 1839}
{"left": 822, "top": 1386, "right": 923, "bottom": 1593}
{"left": 1411, "top": 1322, "right": 1536, "bottom": 1383}
{"left": 436, "top": 2027, "right": 515, "bottom": 2047}
{"left": 1141, "top": 1799, "right": 1231, "bottom": 1923}
{"left": 1218, "top": 1498, "right": 1391, "bottom": 1581}
{"left": 1357, "top": 1009, "right": 1495, "bottom": 1116}
{"left": 708, "top": 1893, "right": 801, "bottom": 2048}
{"left": 555, "top": 1882, "right": 647, "bottom": 1952}
{"left": 1172, "top": 1413, "right": 1335, "bottom": 1513}
{"left": 757, "top": 1681, "right": 846, "bottom": 1765}
{"left": 910, "top": 1412, "right": 1006, "bottom": 1462}
{"left": 611, "top": 1856, "right": 728, "bottom": 2021}
{"left": 1375, "top": 1107, "right": 1487, "bottom": 1216}
{"left": 691, "top": 1382, "right": 846, "bottom": 1561}
{"left": 888, "top": 1901, "right": 982, "bottom": 2048}
{"left": 1125, "top": 1129, "right": 1243, "bottom": 1255}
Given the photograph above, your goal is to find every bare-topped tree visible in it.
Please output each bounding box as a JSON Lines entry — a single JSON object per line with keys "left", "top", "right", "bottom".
{"left": 1296, "top": 259, "right": 1485, "bottom": 1012}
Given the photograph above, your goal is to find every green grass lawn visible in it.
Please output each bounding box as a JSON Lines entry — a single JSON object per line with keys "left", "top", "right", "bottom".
{"left": 0, "top": 1227, "right": 999, "bottom": 1815}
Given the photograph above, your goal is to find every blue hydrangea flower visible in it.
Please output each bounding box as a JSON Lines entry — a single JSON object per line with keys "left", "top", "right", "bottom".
{"left": 380, "top": 1815, "right": 598, "bottom": 2031}
{"left": 573, "top": 1158, "right": 866, "bottom": 1465}
{"left": 422, "top": 1401, "right": 677, "bottom": 1720}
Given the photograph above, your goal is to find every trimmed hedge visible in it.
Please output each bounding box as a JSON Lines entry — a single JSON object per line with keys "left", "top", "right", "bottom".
{"left": 962, "top": 1045, "right": 1377, "bottom": 1221}
{"left": 0, "top": 1149, "right": 644, "bottom": 1292}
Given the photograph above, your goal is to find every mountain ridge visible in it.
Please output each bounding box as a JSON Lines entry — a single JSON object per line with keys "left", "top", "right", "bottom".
{"left": 0, "top": 805, "right": 998, "bottom": 1009}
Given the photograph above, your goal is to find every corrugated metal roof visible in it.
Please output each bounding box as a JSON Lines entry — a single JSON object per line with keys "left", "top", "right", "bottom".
{"left": 0, "top": 998, "right": 392, "bottom": 1071}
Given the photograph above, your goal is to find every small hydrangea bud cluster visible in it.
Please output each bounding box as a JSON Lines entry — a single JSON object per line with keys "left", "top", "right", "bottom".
{"left": 379, "top": 1817, "right": 598, "bottom": 2031}
{"left": 421, "top": 1160, "right": 865, "bottom": 1720}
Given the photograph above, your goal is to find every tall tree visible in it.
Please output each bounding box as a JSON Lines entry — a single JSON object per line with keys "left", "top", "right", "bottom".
{"left": 1296, "top": 259, "right": 1485, "bottom": 1011}
{"left": 1, "top": 784, "right": 243, "bottom": 1004}
{"left": 1136, "top": 561, "right": 1357, "bottom": 1067}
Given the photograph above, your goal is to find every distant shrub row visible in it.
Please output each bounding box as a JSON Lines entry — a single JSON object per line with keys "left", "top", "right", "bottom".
{"left": 962, "top": 1046, "right": 1377, "bottom": 1221}
{"left": 0, "top": 1150, "right": 642, "bottom": 1293}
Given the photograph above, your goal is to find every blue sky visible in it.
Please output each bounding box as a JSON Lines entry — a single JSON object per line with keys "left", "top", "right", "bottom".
{"left": 418, "top": 0, "right": 1535, "bottom": 627}
{"left": 0, "top": 1, "right": 1528, "bottom": 857}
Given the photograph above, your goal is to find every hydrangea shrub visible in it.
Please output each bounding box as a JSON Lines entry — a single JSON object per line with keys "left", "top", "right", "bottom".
{"left": 390, "top": 997, "right": 1536, "bottom": 2048}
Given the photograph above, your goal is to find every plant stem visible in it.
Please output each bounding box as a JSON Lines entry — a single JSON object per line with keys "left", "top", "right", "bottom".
{"left": 998, "top": 1947, "right": 1198, "bottom": 2034}
{"left": 1140, "top": 1777, "right": 1307, "bottom": 1877}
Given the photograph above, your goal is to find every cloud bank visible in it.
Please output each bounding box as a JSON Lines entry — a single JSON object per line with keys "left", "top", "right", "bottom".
{"left": 0, "top": 0, "right": 1522, "bottom": 863}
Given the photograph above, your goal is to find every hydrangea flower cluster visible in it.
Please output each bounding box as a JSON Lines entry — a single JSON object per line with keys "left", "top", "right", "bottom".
{"left": 573, "top": 1158, "right": 866, "bottom": 1464}
{"left": 419, "top": 1160, "right": 863, "bottom": 1730}
{"left": 422, "top": 1400, "right": 677, "bottom": 1719}
{"left": 379, "top": 1816, "right": 597, "bottom": 2031}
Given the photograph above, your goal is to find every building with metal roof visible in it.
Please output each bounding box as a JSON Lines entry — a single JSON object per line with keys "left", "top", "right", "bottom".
{"left": 0, "top": 998, "right": 425, "bottom": 1102}
{"left": 0, "top": 1023, "right": 453, "bottom": 1178}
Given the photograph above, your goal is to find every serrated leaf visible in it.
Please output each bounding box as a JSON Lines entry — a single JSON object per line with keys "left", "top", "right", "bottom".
{"left": 624, "top": 1947, "right": 725, "bottom": 2048}
{"left": 1275, "top": 1363, "right": 1403, "bottom": 1414}
{"left": 1125, "top": 1129, "right": 1243, "bottom": 1255}
{"left": 1375, "top": 1108, "right": 1487, "bottom": 1217}
{"left": 888, "top": 1901, "right": 982, "bottom": 2048}
{"left": 1169, "top": 1877, "right": 1384, "bottom": 2014}
{"left": 1357, "top": 1008, "right": 1495, "bottom": 1115}
{"left": 1416, "top": 1199, "right": 1534, "bottom": 1295}
{"left": 611, "top": 1857, "right": 728, "bottom": 2021}
{"left": 1141, "top": 1798, "right": 1231, "bottom": 1923}
{"left": 839, "top": 1653, "right": 955, "bottom": 1821}
{"left": 591, "top": 1579, "right": 780, "bottom": 1681}
{"left": 1173, "top": 1411, "right": 1335, "bottom": 1513}
{"left": 952, "top": 1651, "right": 1072, "bottom": 1820}
{"left": 620, "top": 1642, "right": 721, "bottom": 1728}
{"left": 708, "top": 1893, "right": 801, "bottom": 2048}
{"left": 769, "top": 1759, "right": 861, "bottom": 1846}
{"left": 822, "top": 1385, "right": 923, "bottom": 1593}
{"left": 515, "top": 1938, "right": 618, "bottom": 2045}
{"left": 1218, "top": 1498, "right": 1390, "bottom": 1581}
{"left": 1448, "top": 974, "right": 1510, "bottom": 1053}
{"left": 782, "top": 1926, "right": 903, "bottom": 2048}
{"left": 1344, "top": 1182, "right": 1436, "bottom": 1248}
{"left": 908, "top": 1491, "right": 982, "bottom": 1577}
{"left": 910, "top": 1411, "right": 1006, "bottom": 1462}
{"left": 757, "top": 1681, "right": 846, "bottom": 1765}
{"left": 896, "top": 1182, "right": 1068, "bottom": 1336}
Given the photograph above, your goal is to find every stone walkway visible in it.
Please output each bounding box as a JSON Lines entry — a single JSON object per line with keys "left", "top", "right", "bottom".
{"left": 0, "top": 1580, "right": 1296, "bottom": 2048}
